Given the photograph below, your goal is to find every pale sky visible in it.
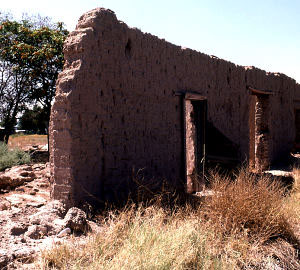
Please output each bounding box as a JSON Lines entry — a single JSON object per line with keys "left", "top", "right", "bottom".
{"left": 1, "top": 0, "right": 300, "bottom": 83}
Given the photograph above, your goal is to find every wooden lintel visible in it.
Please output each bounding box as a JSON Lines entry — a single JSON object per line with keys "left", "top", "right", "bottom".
{"left": 185, "top": 93, "right": 207, "bottom": 100}
{"left": 247, "top": 86, "right": 273, "bottom": 96}
{"left": 173, "top": 91, "right": 207, "bottom": 100}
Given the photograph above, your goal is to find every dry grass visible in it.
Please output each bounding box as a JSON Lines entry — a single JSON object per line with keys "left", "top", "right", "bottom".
{"left": 8, "top": 134, "right": 47, "bottom": 150}
{"left": 36, "top": 169, "right": 300, "bottom": 270}
{"left": 202, "top": 169, "right": 295, "bottom": 244}
{"left": 292, "top": 167, "right": 300, "bottom": 194}
{"left": 38, "top": 206, "right": 232, "bottom": 270}
{"left": 285, "top": 168, "right": 300, "bottom": 240}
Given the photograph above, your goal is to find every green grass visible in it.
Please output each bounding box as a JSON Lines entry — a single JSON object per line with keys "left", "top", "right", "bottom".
{"left": 37, "top": 169, "right": 300, "bottom": 270}
{"left": 0, "top": 142, "right": 31, "bottom": 171}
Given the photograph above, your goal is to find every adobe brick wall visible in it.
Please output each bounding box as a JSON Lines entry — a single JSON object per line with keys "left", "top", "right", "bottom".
{"left": 50, "top": 8, "right": 299, "bottom": 206}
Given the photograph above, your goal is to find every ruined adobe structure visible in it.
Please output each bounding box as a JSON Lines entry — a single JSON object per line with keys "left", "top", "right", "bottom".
{"left": 50, "top": 8, "right": 300, "bottom": 206}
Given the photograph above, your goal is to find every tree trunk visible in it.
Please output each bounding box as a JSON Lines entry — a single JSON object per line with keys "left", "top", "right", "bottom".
{"left": 0, "top": 130, "right": 5, "bottom": 142}
{"left": 3, "top": 120, "right": 16, "bottom": 144}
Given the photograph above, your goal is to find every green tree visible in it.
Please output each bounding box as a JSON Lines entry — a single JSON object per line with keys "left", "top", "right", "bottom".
{"left": 0, "top": 15, "right": 68, "bottom": 142}
{"left": 18, "top": 105, "right": 48, "bottom": 134}
{"left": 0, "top": 59, "right": 30, "bottom": 142}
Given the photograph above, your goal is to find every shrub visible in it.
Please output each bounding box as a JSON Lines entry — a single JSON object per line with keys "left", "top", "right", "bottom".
{"left": 0, "top": 142, "right": 30, "bottom": 171}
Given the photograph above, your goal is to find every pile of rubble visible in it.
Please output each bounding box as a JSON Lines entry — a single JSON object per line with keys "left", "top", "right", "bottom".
{"left": 0, "top": 163, "right": 100, "bottom": 269}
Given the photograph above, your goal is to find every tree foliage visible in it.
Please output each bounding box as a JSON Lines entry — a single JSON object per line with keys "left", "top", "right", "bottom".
{"left": 0, "top": 14, "right": 68, "bottom": 142}
{"left": 18, "top": 105, "right": 48, "bottom": 134}
{"left": 0, "top": 59, "right": 30, "bottom": 141}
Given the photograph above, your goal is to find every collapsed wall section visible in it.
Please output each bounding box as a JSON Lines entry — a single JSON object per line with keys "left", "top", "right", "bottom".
{"left": 50, "top": 8, "right": 298, "bottom": 206}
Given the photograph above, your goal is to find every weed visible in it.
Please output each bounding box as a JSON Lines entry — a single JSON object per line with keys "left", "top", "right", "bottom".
{"left": 202, "top": 169, "right": 295, "bottom": 244}
{"left": 0, "top": 142, "right": 31, "bottom": 171}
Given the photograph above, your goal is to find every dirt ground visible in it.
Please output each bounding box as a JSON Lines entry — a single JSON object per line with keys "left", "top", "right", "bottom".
{"left": 7, "top": 134, "right": 47, "bottom": 149}
{"left": 0, "top": 163, "right": 50, "bottom": 268}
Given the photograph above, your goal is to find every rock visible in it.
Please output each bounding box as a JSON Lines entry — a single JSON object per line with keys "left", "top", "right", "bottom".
{"left": 28, "top": 200, "right": 66, "bottom": 236}
{"left": 0, "top": 165, "right": 36, "bottom": 190}
{"left": 6, "top": 193, "right": 46, "bottom": 208}
{"left": 41, "top": 145, "right": 48, "bottom": 151}
{"left": 57, "top": 227, "right": 71, "bottom": 238}
{"left": 13, "top": 247, "right": 35, "bottom": 263}
{"left": 27, "top": 202, "right": 45, "bottom": 208}
{"left": 0, "top": 250, "right": 10, "bottom": 269}
{"left": 33, "top": 188, "right": 39, "bottom": 192}
{"left": 29, "top": 191, "right": 36, "bottom": 196}
{"left": 10, "top": 223, "right": 28, "bottom": 236}
{"left": 63, "top": 207, "right": 89, "bottom": 233}
{"left": 20, "top": 171, "right": 33, "bottom": 177}
{"left": 0, "top": 200, "right": 11, "bottom": 210}
{"left": 32, "top": 164, "right": 43, "bottom": 170}
{"left": 30, "top": 200, "right": 66, "bottom": 224}
{"left": 20, "top": 237, "right": 26, "bottom": 243}
{"left": 15, "top": 187, "right": 25, "bottom": 192}
{"left": 37, "top": 182, "right": 49, "bottom": 188}
{"left": 4, "top": 194, "right": 24, "bottom": 207}
{"left": 25, "top": 224, "right": 49, "bottom": 239}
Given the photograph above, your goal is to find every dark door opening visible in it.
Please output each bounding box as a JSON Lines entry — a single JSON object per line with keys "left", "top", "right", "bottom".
{"left": 184, "top": 94, "right": 207, "bottom": 193}
{"left": 295, "top": 109, "right": 300, "bottom": 151}
{"left": 184, "top": 93, "right": 240, "bottom": 193}
{"left": 192, "top": 100, "right": 207, "bottom": 190}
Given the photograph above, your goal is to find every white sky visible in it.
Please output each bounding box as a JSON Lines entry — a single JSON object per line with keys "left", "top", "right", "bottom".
{"left": 1, "top": 0, "right": 300, "bottom": 83}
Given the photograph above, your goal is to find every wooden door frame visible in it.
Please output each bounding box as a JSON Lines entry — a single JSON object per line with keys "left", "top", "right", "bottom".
{"left": 248, "top": 86, "right": 273, "bottom": 172}
{"left": 183, "top": 93, "right": 207, "bottom": 193}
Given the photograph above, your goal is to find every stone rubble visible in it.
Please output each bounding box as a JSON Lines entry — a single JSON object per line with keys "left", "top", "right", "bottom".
{"left": 0, "top": 165, "right": 35, "bottom": 190}
{"left": 0, "top": 162, "right": 101, "bottom": 269}
{"left": 63, "top": 207, "right": 90, "bottom": 234}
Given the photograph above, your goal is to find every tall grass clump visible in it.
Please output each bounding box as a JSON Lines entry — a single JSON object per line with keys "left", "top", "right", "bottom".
{"left": 202, "top": 169, "right": 296, "bottom": 244}
{"left": 0, "top": 142, "right": 31, "bottom": 171}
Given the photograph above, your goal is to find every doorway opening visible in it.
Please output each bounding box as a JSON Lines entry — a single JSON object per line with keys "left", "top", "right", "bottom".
{"left": 184, "top": 93, "right": 207, "bottom": 193}
{"left": 248, "top": 86, "right": 272, "bottom": 172}
{"left": 183, "top": 93, "right": 240, "bottom": 193}
{"left": 294, "top": 108, "right": 300, "bottom": 151}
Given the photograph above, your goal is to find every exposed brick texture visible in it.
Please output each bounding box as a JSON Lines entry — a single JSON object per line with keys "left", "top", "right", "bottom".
{"left": 50, "top": 8, "right": 300, "bottom": 206}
